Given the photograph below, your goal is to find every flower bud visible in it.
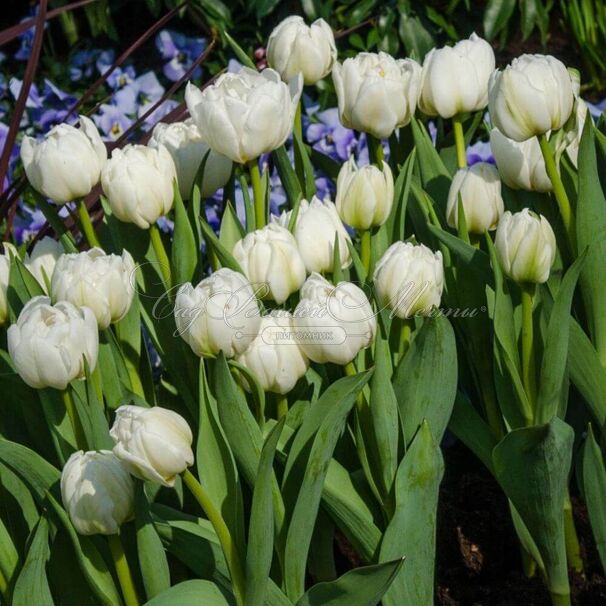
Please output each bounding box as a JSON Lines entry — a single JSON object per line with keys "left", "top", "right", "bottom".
{"left": 267, "top": 16, "right": 336, "bottom": 85}
{"left": 236, "top": 312, "right": 309, "bottom": 394}
{"left": 51, "top": 248, "right": 135, "bottom": 330}
{"left": 101, "top": 144, "right": 176, "bottom": 229}
{"left": 373, "top": 242, "right": 444, "bottom": 319}
{"left": 336, "top": 157, "right": 393, "bottom": 230}
{"left": 562, "top": 98, "right": 589, "bottom": 168}
{"left": 273, "top": 196, "right": 351, "bottom": 273}
{"left": 186, "top": 68, "right": 302, "bottom": 164}
{"left": 495, "top": 209, "right": 556, "bottom": 284}
{"left": 294, "top": 273, "right": 376, "bottom": 365}
{"left": 489, "top": 128, "right": 552, "bottom": 192}
{"left": 61, "top": 450, "right": 134, "bottom": 536}
{"left": 20, "top": 116, "right": 106, "bottom": 204}
{"left": 0, "top": 243, "right": 14, "bottom": 325}
{"left": 110, "top": 405, "right": 194, "bottom": 487}
{"left": 419, "top": 33, "right": 495, "bottom": 118}
{"left": 488, "top": 54, "right": 575, "bottom": 142}
{"left": 233, "top": 224, "right": 306, "bottom": 304}
{"left": 446, "top": 163, "right": 504, "bottom": 233}
{"left": 332, "top": 52, "right": 421, "bottom": 139}
{"left": 23, "top": 237, "right": 63, "bottom": 294}
{"left": 8, "top": 296, "right": 99, "bottom": 390}
{"left": 148, "top": 119, "right": 232, "bottom": 200}
{"left": 175, "top": 268, "right": 261, "bottom": 358}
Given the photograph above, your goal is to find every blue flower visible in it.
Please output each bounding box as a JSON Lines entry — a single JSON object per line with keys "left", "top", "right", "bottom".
{"left": 95, "top": 50, "right": 136, "bottom": 89}
{"left": 155, "top": 29, "right": 206, "bottom": 82}
{"left": 93, "top": 104, "right": 133, "bottom": 141}
{"left": 70, "top": 48, "right": 102, "bottom": 82}
{"left": 466, "top": 139, "right": 495, "bottom": 166}
{"left": 15, "top": 10, "right": 47, "bottom": 62}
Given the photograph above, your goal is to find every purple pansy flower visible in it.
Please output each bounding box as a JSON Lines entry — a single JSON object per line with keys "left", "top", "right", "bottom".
{"left": 466, "top": 139, "right": 495, "bottom": 166}
{"left": 93, "top": 104, "right": 133, "bottom": 141}
{"left": 155, "top": 30, "right": 206, "bottom": 82}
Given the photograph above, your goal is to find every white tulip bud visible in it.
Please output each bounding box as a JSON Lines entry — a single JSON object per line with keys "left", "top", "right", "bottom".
{"left": 273, "top": 196, "right": 352, "bottom": 273}
{"left": 51, "top": 248, "right": 135, "bottom": 330}
{"left": 23, "top": 237, "right": 63, "bottom": 294}
{"left": 236, "top": 313, "right": 309, "bottom": 394}
{"left": 148, "top": 119, "right": 232, "bottom": 200}
{"left": 490, "top": 128, "right": 552, "bottom": 192}
{"left": 8, "top": 296, "right": 99, "bottom": 390}
{"left": 336, "top": 157, "right": 394, "bottom": 230}
{"left": 233, "top": 224, "right": 306, "bottom": 304}
{"left": 101, "top": 144, "right": 176, "bottom": 229}
{"left": 110, "top": 405, "right": 194, "bottom": 487}
{"left": 20, "top": 116, "right": 106, "bottom": 204}
{"left": 332, "top": 52, "right": 421, "bottom": 139}
{"left": 174, "top": 268, "right": 261, "bottom": 358}
{"left": 267, "top": 16, "right": 337, "bottom": 85}
{"left": 562, "top": 98, "right": 589, "bottom": 168}
{"left": 495, "top": 209, "right": 556, "bottom": 284}
{"left": 488, "top": 54, "right": 575, "bottom": 142}
{"left": 446, "top": 163, "right": 504, "bottom": 233}
{"left": 0, "top": 243, "right": 15, "bottom": 325}
{"left": 186, "top": 68, "right": 303, "bottom": 164}
{"left": 61, "top": 450, "right": 134, "bottom": 536}
{"left": 419, "top": 33, "right": 495, "bottom": 118}
{"left": 373, "top": 242, "right": 444, "bottom": 319}
{"left": 294, "top": 273, "right": 376, "bottom": 365}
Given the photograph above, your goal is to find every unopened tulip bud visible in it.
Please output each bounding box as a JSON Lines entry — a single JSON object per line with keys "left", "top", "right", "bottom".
{"left": 24, "top": 237, "right": 63, "bottom": 294}
{"left": 0, "top": 243, "right": 15, "bottom": 325}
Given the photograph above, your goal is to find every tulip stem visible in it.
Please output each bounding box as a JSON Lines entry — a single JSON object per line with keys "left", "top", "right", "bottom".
{"left": 452, "top": 116, "right": 467, "bottom": 169}
{"left": 537, "top": 133, "right": 577, "bottom": 254}
{"left": 367, "top": 135, "right": 384, "bottom": 169}
{"left": 276, "top": 394, "right": 289, "bottom": 420}
{"left": 62, "top": 388, "right": 87, "bottom": 450}
{"left": 294, "top": 101, "right": 305, "bottom": 188}
{"left": 182, "top": 469, "right": 246, "bottom": 606}
{"left": 520, "top": 283, "right": 537, "bottom": 414}
{"left": 149, "top": 224, "right": 172, "bottom": 292}
{"left": 550, "top": 592, "right": 571, "bottom": 606}
{"left": 564, "top": 492, "right": 584, "bottom": 574}
{"left": 360, "top": 230, "right": 371, "bottom": 277}
{"left": 107, "top": 533, "right": 140, "bottom": 606}
{"left": 75, "top": 199, "right": 101, "bottom": 248}
{"left": 248, "top": 160, "right": 265, "bottom": 229}
{"left": 398, "top": 318, "right": 414, "bottom": 360}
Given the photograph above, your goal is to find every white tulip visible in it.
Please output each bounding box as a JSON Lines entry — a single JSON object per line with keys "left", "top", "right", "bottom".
{"left": 495, "top": 209, "right": 556, "bottom": 284}
{"left": 61, "top": 450, "right": 134, "bottom": 536}
{"left": 20, "top": 116, "right": 106, "bottom": 204}
{"left": 419, "top": 33, "right": 495, "bottom": 118}
{"left": 185, "top": 67, "right": 302, "bottom": 164}
{"left": 332, "top": 52, "right": 421, "bottom": 139}
{"left": 110, "top": 405, "right": 194, "bottom": 487}
{"left": 373, "top": 242, "right": 444, "bottom": 319}
{"left": 0, "top": 243, "right": 15, "bottom": 325}
{"left": 294, "top": 273, "right": 376, "bottom": 365}
{"left": 236, "top": 313, "right": 309, "bottom": 394}
{"left": 267, "top": 16, "right": 337, "bottom": 85}
{"left": 8, "top": 296, "right": 98, "bottom": 390}
{"left": 23, "top": 237, "right": 63, "bottom": 294}
{"left": 336, "top": 157, "right": 393, "bottom": 230}
{"left": 174, "top": 268, "right": 261, "bottom": 358}
{"left": 562, "top": 98, "right": 589, "bottom": 168}
{"left": 446, "top": 163, "right": 504, "bottom": 233}
{"left": 51, "top": 248, "right": 135, "bottom": 330}
{"left": 273, "top": 196, "right": 352, "bottom": 273}
{"left": 233, "top": 224, "right": 306, "bottom": 304}
{"left": 101, "top": 144, "right": 176, "bottom": 229}
{"left": 148, "top": 119, "right": 232, "bottom": 200}
{"left": 490, "top": 128, "right": 552, "bottom": 192}
{"left": 488, "top": 54, "right": 575, "bottom": 142}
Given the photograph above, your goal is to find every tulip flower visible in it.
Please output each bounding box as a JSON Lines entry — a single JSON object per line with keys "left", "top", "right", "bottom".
{"left": 236, "top": 313, "right": 309, "bottom": 395}
{"left": 51, "top": 248, "right": 136, "bottom": 330}
{"left": 495, "top": 209, "right": 556, "bottom": 285}
{"left": 20, "top": 115, "right": 106, "bottom": 204}
{"left": 273, "top": 196, "right": 352, "bottom": 274}
{"left": 148, "top": 119, "right": 232, "bottom": 200}
{"left": 0, "top": 243, "right": 15, "bottom": 325}
{"left": 373, "top": 242, "right": 444, "bottom": 319}
{"left": 23, "top": 236, "right": 63, "bottom": 294}
{"left": 446, "top": 163, "right": 504, "bottom": 233}
{"left": 233, "top": 224, "right": 306, "bottom": 304}
{"left": 110, "top": 405, "right": 194, "bottom": 487}
{"left": 294, "top": 273, "right": 376, "bottom": 365}
{"left": 61, "top": 450, "right": 134, "bottom": 535}
{"left": 267, "top": 16, "right": 337, "bottom": 85}
{"left": 8, "top": 296, "right": 99, "bottom": 390}
{"left": 174, "top": 268, "right": 261, "bottom": 358}
{"left": 332, "top": 52, "right": 421, "bottom": 139}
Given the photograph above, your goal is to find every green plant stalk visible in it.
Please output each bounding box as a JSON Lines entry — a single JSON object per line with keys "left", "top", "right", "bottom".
{"left": 276, "top": 394, "right": 289, "bottom": 420}
{"left": 398, "top": 317, "right": 414, "bottom": 359}
{"left": 107, "top": 533, "right": 140, "bottom": 606}
{"left": 550, "top": 592, "right": 571, "bottom": 606}
{"left": 76, "top": 199, "right": 101, "bottom": 248}
{"left": 360, "top": 230, "right": 371, "bottom": 277}
{"left": 182, "top": 469, "right": 246, "bottom": 606}
{"left": 367, "top": 134, "right": 384, "bottom": 168}
{"left": 62, "top": 388, "right": 86, "bottom": 451}
{"left": 294, "top": 100, "right": 305, "bottom": 188}
{"left": 248, "top": 159, "right": 265, "bottom": 229}
{"left": 452, "top": 115, "right": 467, "bottom": 170}
{"left": 564, "top": 492, "right": 584, "bottom": 574}
{"left": 520, "top": 546, "right": 537, "bottom": 578}
{"left": 0, "top": 565, "right": 8, "bottom": 603}
{"left": 149, "top": 224, "right": 172, "bottom": 292}
{"left": 521, "top": 283, "right": 537, "bottom": 415}
{"left": 537, "top": 134, "right": 577, "bottom": 253}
